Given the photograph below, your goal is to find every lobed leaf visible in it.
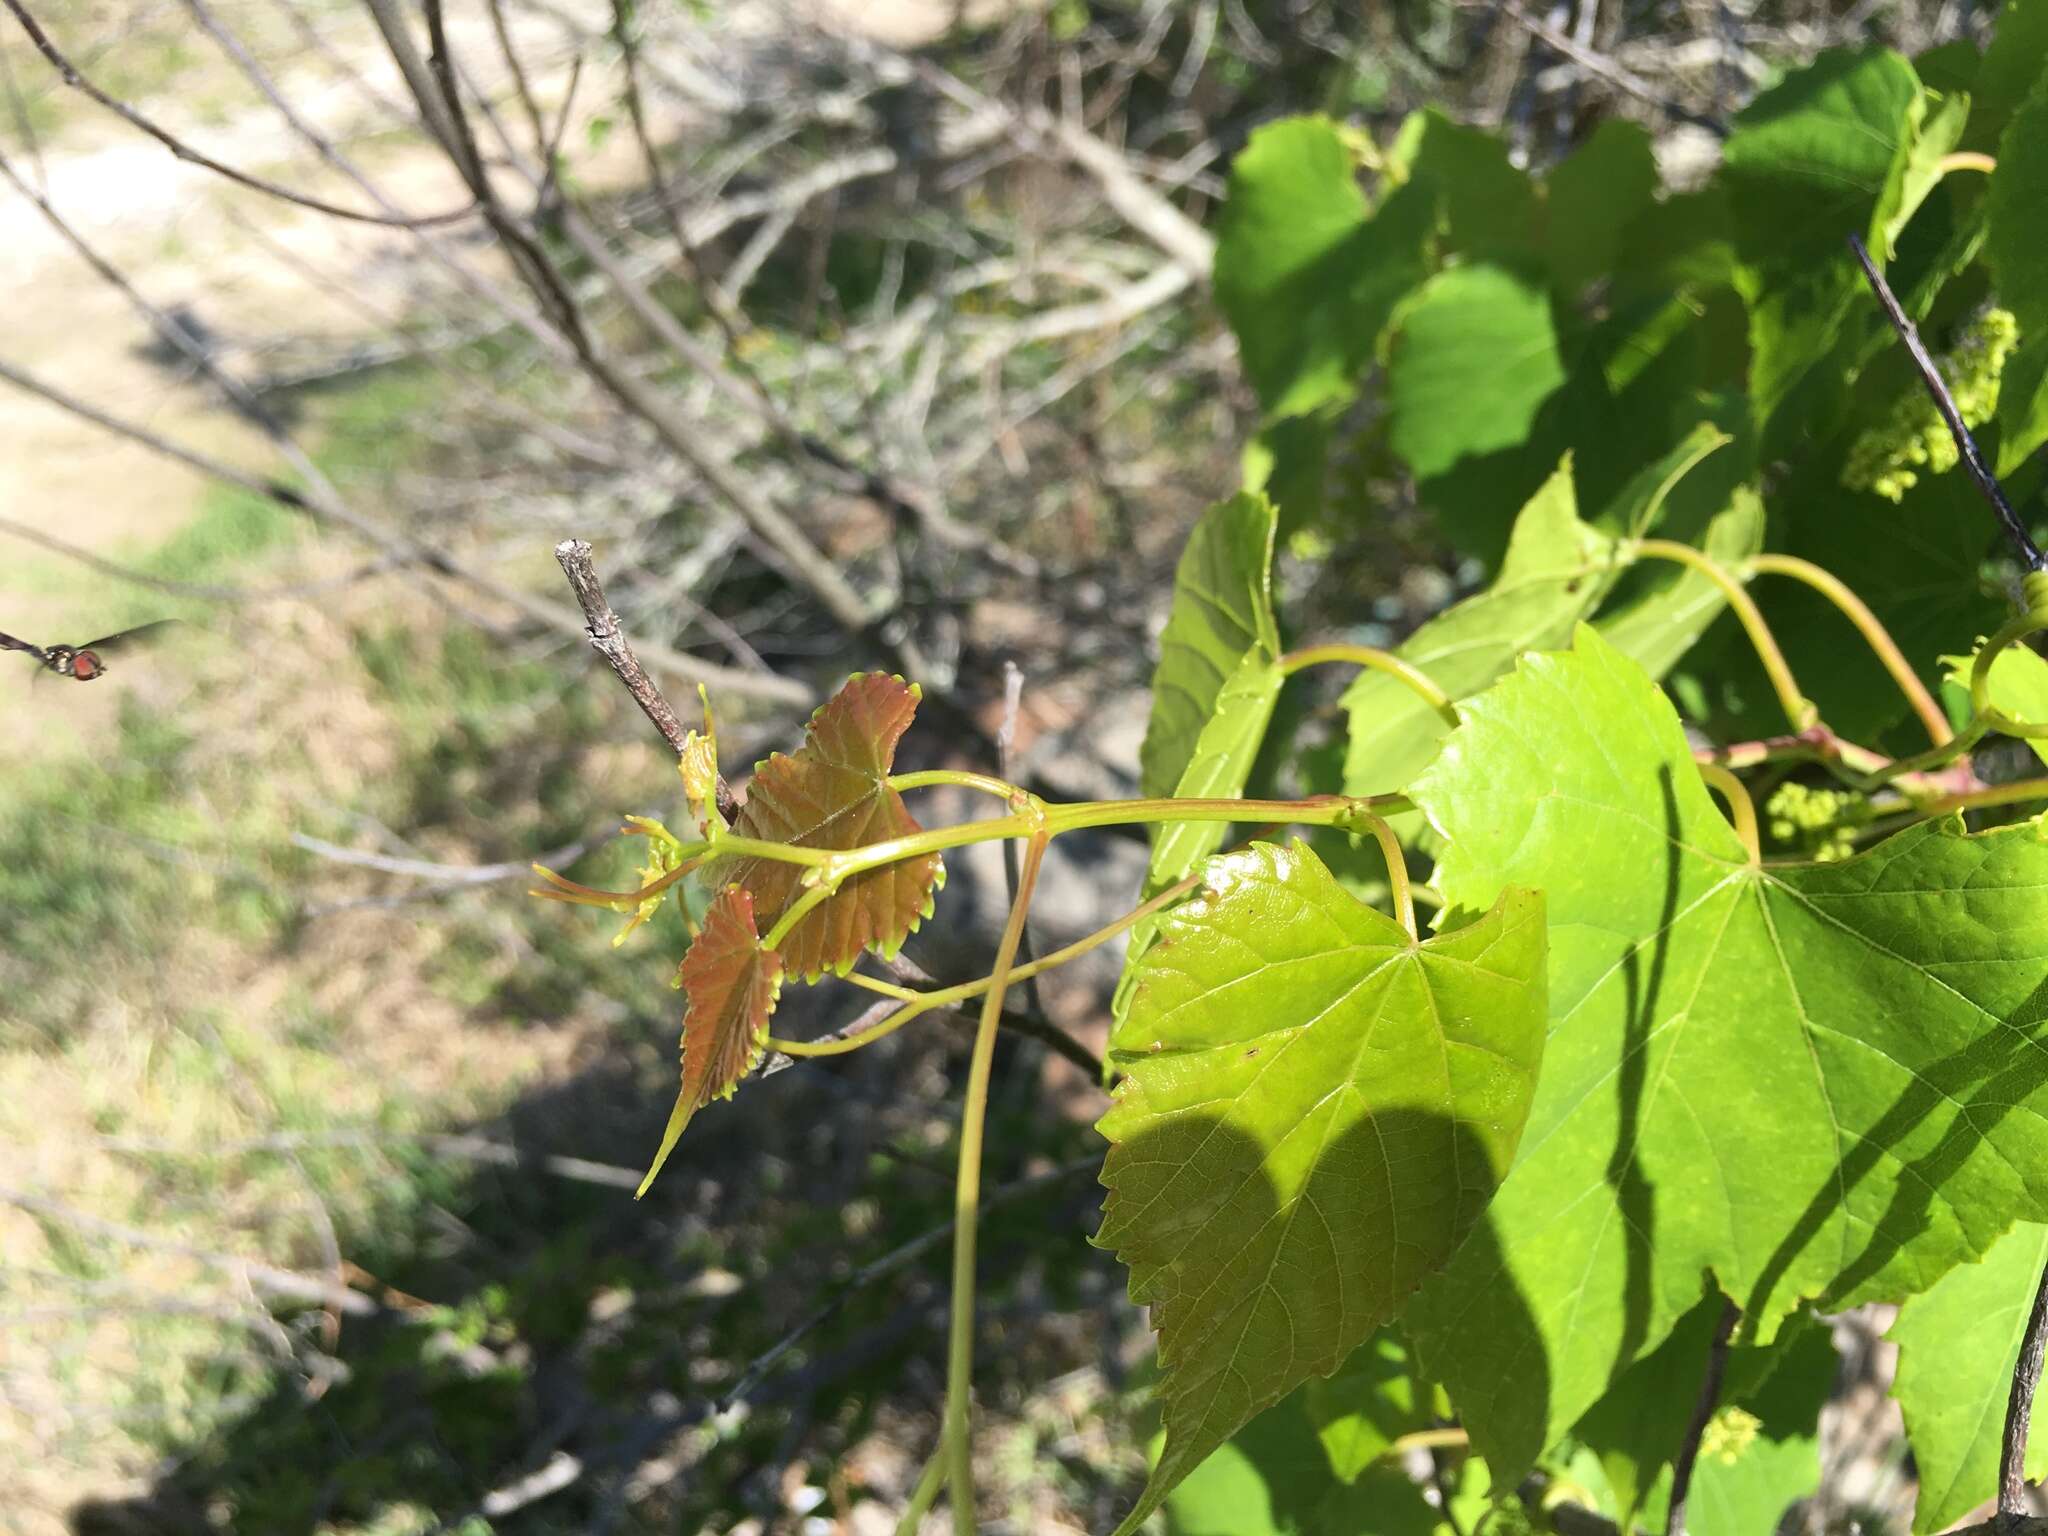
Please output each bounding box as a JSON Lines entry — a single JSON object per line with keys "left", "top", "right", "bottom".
{"left": 1986, "top": 69, "right": 2048, "bottom": 345}
{"left": 1405, "top": 626, "right": 2048, "bottom": 1478}
{"left": 1302, "top": 1328, "right": 1435, "bottom": 1483}
{"left": 1388, "top": 107, "right": 1539, "bottom": 263}
{"left": 1213, "top": 116, "right": 1432, "bottom": 420}
{"left": 1946, "top": 639, "right": 2048, "bottom": 769}
{"left": 638, "top": 884, "right": 785, "bottom": 1195}
{"left": 1681, "top": 1319, "right": 1835, "bottom": 1536}
{"left": 1138, "top": 493, "right": 1282, "bottom": 800}
{"left": 1115, "top": 494, "right": 1286, "bottom": 1044}
{"left": 1723, "top": 48, "right": 1924, "bottom": 432}
{"left": 1161, "top": 1397, "right": 1437, "bottom": 1536}
{"left": 1889, "top": 1221, "right": 2048, "bottom": 1533}
{"left": 1575, "top": 1301, "right": 1834, "bottom": 1533}
{"left": 1097, "top": 840, "right": 1546, "bottom": 1532}
{"left": 1385, "top": 263, "right": 1566, "bottom": 483}
{"left": 1542, "top": 119, "right": 1659, "bottom": 299}
{"left": 1342, "top": 436, "right": 1751, "bottom": 802}
{"left": 1777, "top": 469, "right": 2007, "bottom": 743}
{"left": 1966, "top": 0, "right": 2048, "bottom": 153}
{"left": 721, "top": 673, "right": 943, "bottom": 981}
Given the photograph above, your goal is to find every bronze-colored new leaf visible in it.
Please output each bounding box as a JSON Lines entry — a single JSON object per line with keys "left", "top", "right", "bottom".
{"left": 637, "top": 884, "right": 784, "bottom": 1196}
{"left": 723, "top": 672, "right": 944, "bottom": 979}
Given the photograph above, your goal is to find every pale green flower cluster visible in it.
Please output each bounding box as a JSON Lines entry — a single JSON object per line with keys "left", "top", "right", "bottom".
{"left": 1843, "top": 307, "right": 2019, "bottom": 502}
{"left": 1765, "top": 781, "right": 1872, "bottom": 862}
{"left": 1700, "top": 1405, "right": 1764, "bottom": 1466}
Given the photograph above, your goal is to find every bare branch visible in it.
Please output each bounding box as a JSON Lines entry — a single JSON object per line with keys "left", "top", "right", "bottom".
{"left": 843, "top": 36, "right": 1214, "bottom": 279}
{"left": 89, "top": 1127, "right": 644, "bottom": 1191}
{"left": 0, "top": 1185, "right": 379, "bottom": 1317}
{"left": 0, "top": 0, "right": 480, "bottom": 228}
{"left": 0, "top": 352, "right": 808, "bottom": 703}
{"left": 291, "top": 831, "right": 592, "bottom": 886}
{"left": 1849, "top": 232, "right": 2046, "bottom": 572}
{"left": 1499, "top": 1, "right": 1729, "bottom": 135}
{"left": 551, "top": 539, "right": 696, "bottom": 757}
{"left": 0, "top": 513, "right": 403, "bottom": 601}
{"left": 1666, "top": 1299, "right": 1739, "bottom": 1536}
{"left": 2002, "top": 1254, "right": 2048, "bottom": 1518}
{"left": 364, "top": 0, "right": 928, "bottom": 679}
{"left": 480, "top": 1451, "right": 583, "bottom": 1519}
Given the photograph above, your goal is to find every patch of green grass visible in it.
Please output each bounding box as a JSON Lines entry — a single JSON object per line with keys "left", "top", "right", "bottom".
{"left": 317, "top": 363, "right": 445, "bottom": 481}
{"left": 0, "top": 702, "right": 288, "bottom": 1044}
{"left": 144, "top": 484, "right": 302, "bottom": 585}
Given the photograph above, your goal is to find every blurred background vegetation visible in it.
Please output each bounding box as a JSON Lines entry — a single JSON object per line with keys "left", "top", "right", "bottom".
{"left": 0, "top": 1, "right": 1993, "bottom": 1531}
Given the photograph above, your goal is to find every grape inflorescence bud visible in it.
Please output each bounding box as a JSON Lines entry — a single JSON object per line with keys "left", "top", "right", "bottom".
{"left": 1765, "top": 781, "right": 1874, "bottom": 862}
{"left": 1843, "top": 307, "right": 2019, "bottom": 503}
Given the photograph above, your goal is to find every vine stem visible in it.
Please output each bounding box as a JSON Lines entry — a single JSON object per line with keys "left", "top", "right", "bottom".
{"left": 539, "top": 792, "right": 1411, "bottom": 916}
{"left": 890, "top": 768, "right": 1021, "bottom": 801}
{"left": 1937, "top": 150, "right": 1997, "bottom": 176}
{"left": 766, "top": 867, "right": 1207, "bottom": 1057}
{"left": 893, "top": 1449, "right": 946, "bottom": 1536}
{"left": 942, "top": 828, "right": 1048, "bottom": 1531}
{"left": 1279, "top": 643, "right": 1461, "bottom": 727}
{"left": 1694, "top": 762, "right": 1760, "bottom": 863}
{"left": 1972, "top": 617, "right": 2048, "bottom": 733}
{"left": 1359, "top": 813, "right": 1417, "bottom": 936}
{"left": 1746, "top": 553, "right": 1952, "bottom": 747}
{"left": 1632, "top": 539, "right": 1816, "bottom": 730}
{"left": 1917, "top": 775, "right": 2048, "bottom": 819}
{"left": 2003, "top": 1254, "right": 2048, "bottom": 1519}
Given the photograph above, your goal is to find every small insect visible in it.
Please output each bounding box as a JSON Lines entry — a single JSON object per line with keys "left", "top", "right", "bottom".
{"left": 0, "top": 620, "right": 179, "bottom": 682}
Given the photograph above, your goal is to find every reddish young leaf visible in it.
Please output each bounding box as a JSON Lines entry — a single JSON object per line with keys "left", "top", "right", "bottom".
{"left": 638, "top": 884, "right": 784, "bottom": 1196}
{"left": 723, "top": 672, "right": 945, "bottom": 979}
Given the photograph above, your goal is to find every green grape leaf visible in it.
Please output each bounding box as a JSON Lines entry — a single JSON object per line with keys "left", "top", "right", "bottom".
{"left": 1543, "top": 120, "right": 1659, "bottom": 299}
{"left": 1342, "top": 458, "right": 1614, "bottom": 798}
{"left": 1215, "top": 116, "right": 1434, "bottom": 419}
{"left": 1405, "top": 626, "right": 2048, "bottom": 1478}
{"left": 723, "top": 673, "right": 943, "bottom": 980}
{"left": 1098, "top": 840, "right": 1546, "bottom": 1534}
{"left": 1944, "top": 639, "right": 2048, "bottom": 769}
{"left": 1115, "top": 495, "right": 1287, "bottom": 1045}
{"left": 1342, "top": 433, "right": 1743, "bottom": 801}
{"left": 1890, "top": 1221, "right": 2048, "bottom": 1533}
{"left": 1389, "top": 107, "right": 1540, "bottom": 262}
{"left": 1996, "top": 335, "right": 2048, "bottom": 477}
{"left": 1914, "top": 38, "right": 1980, "bottom": 98}
{"left": 1683, "top": 1318, "right": 1835, "bottom": 1536}
{"left": 1139, "top": 493, "right": 1282, "bottom": 799}
{"left": 1387, "top": 264, "right": 1566, "bottom": 484}
{"left": 1723, "top": 48, "right": 1924, "bottom": 431}
{"left": 1776, "top": 469, "right": 2005, "bottom": 744}
{"left": 1576, "top": 1301, "right": 1833, "bottom": 1534}
{"left": 1595, "top": 486, "right": 1765, "bottom": 681}
{"left": 1244, "top": 412, "right": 1332, "bottom": 540}
{"left": 1303, "top": 1328, "right": 1434, "bottom": 1483}
{"left": 1141, "top": 649, "right": 1287, "bottom": 896}
{"left": 1574, "top": 1294, "right": 1733, "bottom": 1525}
{"left": 1615, "top": 186, "right": 1736, "bottom": 304}
{"left": 1879, "top": 85, "right": 1970, "bottom": 258}
{"left": 1163, "top": 1402, "right": 1438, "bottom": 1536}
{"left": 1987, "top": 71, "right": 2048, "bottom": 343}
{"left": 1724, "top": 48, "right": 1923, "bottom": 265}
{"left": 1966, "top": 0, "right": 2048, "bottom": 153}
{"left": 638, "top": 884, "right": 785, "bottom": 1195}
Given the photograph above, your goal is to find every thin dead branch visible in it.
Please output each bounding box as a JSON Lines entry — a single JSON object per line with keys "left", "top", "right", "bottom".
{"left": 1, "top": 0, "right": 480, "bottom": 228}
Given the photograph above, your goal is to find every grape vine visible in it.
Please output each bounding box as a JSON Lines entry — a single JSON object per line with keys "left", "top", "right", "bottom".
{"left": 541, "top": 18, "right": 2048, "bottom": 1536}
